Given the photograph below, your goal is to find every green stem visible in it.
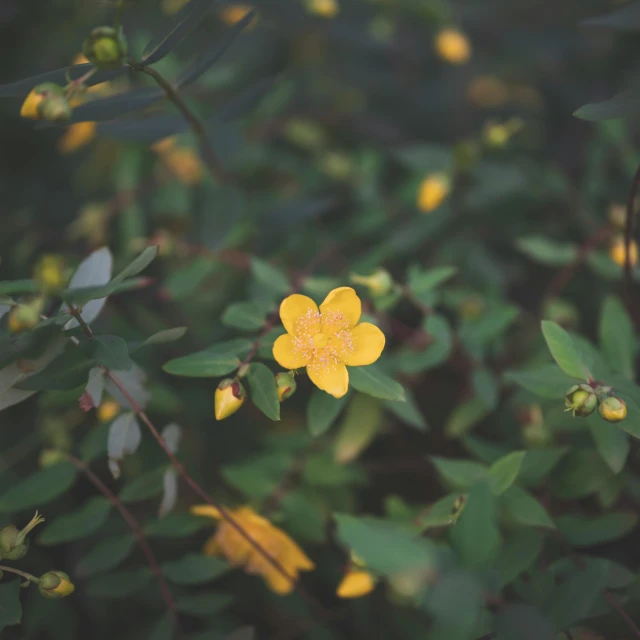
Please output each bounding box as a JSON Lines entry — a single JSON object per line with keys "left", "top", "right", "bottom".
{"left": 67, "top": 305, "right": 94, "bottom": 338}
{"left": 126, "top": 59, "right": 229, "bottom": 184}
{"left": 114, "top": 0, "right": 127, "bottom": 29}
{"left": 0, "top": 565, "right": 39, "bottom": 584}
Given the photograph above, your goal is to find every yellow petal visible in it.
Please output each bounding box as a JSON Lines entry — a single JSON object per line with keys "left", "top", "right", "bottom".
{"left": 344, "top": 323, "right": 386, "bottom": 366}
{"left": 256, "top": 556, "right": 295, "bottom": 595}
{"left": 190, "top": 504, "right": 223, "bottom": 520}
{"left": 203, "top": 533, "right": 222, "bottom": 556}
{"left": 20, "top": 89, "right": 43, "bottom": 120}
{"left": 271, "top": 528, "right": 315, "bottom": 572}
{"left": 273, "top": 334, "right": 309, "bottom": 369}
{"left": 308, "top": 363, "right": 349, "bottom": 398}
{"left": 320, "top": 287, "right": 361, "bottom": 328}
{"left": 279, "top": 294, "right": 319, "bottom": 335}
{"left": 58, "top": 122, "right": 96, "bottom": 154}
{"left": 337, "top": 570, "right": 376, "bottom": 598}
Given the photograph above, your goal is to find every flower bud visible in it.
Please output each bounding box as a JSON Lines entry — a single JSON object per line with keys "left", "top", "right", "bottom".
{"left": 599, "top": 396, "right": 627, "bottom": 423}
{"left": 97, "top": 399, "right": 120, "bottom": 423}
{"left": 39, "top": 449, "right": 67, "bottom": 468}
{"left": 20, "top": 83, "right": 70, "bottom": 121}
{"left": 350, "top": 268, "right": 394, "bottom": 297}
{"left": 0, "top": 512, "right": 45, "bottom": 560}
{"left": 609, "top": 236, "right": 639, "bottom": 268}
{"left": 417, "top": 173, "right": 450, "bottom": 213}
{"left": 336, "top": 569, "right": 376, "bottom": 598}
{"left": 38, "top": 571, "right": 75, "bottom": 599}
{"left": 215, "top": 379, "right": 245, "bottom": 421}
{"left": 82, "top": 26, "right": 128, "bottom": 70}
{"left": 564, "top": 384, "right": 597, "bottom": 417}
{"left": 7, "top": 298, "right": 44, "bottom": 333}
{"left": 434, "top": 28, "right": 471, "bottom": 65}
{"left": 276, "top": 372, "right": 297, "bottom": 402}
{"left": 34, "top": 255, "right": 67, "bottom": 294}
{"left": 482, "top": 118, "right": 524, "bottom": 149}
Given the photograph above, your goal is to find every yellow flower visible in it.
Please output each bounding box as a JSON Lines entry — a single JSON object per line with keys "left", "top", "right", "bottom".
{"left": 58, "top": 122, "right": 97, "bottom": 154}
{"left": 609, "top": 236, "right": 638, "bottom": 268}
{"left": 307, "top": 0, "right": 339, "bottom": 18}
{"left": 34, "top": 255, "right": 67, "bottom": 293}
{"left": 434, "top": 28, "right": 471, "bottom": 65}
{"left": 272, "top": 287, "right": 386, "bottom": 398}
{"left": 220, "top": 4, "right": 255, "bottom": 25}
{"left": 337, "top": 569, "right": 376, "bottom": 598}
{"left": 162, "top": 148, "right": 205, "bottom": 185}
{"left": 191, "top": 504, "right": 314, "bottom": 594}
{"left": 417, "top": 173, "right": 450, "bottom": 213}
{"left": 97, "top": 400, "right": 120, "bottom": 423}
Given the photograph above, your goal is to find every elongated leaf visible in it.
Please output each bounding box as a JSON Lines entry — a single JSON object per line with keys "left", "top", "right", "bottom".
{"left": 503, "top": 365, "right": 573, "bottom": 398}
{"left": 0, "top": 64, "right": 125, "bottom": 98}
{"left": 445, "top": 397, "right": 489, "bottom": 438}
{"left": 112, "top": 247, "right": 159, "bottom": 284}
{"left": 556, "top": 511, "right": 638, "bottom": 546}
{"left": 348, "top": 365, "right": 405, "bottom": 401}
{"left": 496, "top": 529, "right": 545, "bottom": 587}
{"left": 69, "top": 88, "right": 164, "bottom": 123}
{"left": 162, "top": 554, "right": 229, "bottom": 585}
{"left": 17, "top": 348, "right": 95, "bottom": 391}
{"left": 142, "top": 0, "right": 217, "bottom": 65}
{"left": 86, "top": 569, "right": 152, "bottom": 599}
{"left": 251, "top": 257, "right": 289, "bottom": 296}
{"left": 487, "top": 451, "right": 525, "bottom": 495}
{"left": 307, "top": 389, "right": 349, "bottom": 437}
{"left": 84, "top": 335, "right": 133, "bottom": 371}
{"left": 39, "top": 497, "right": 112, "bottom": 545}
{"left": 0, "top": 581, "right": 22, "bottom": 633}
{"left": 61, "top": 277, "right": 149, "bottom": 305}
{"left": 599, "top": 295, "right": 635, "bottom": 378}
{"left": 222, "top": 301, "right": 269, "bottom": 331}
{"left": 0, "top": 462, "right": 77, "bottom": 512}
{"left": 541, "top": 320, "right": 591, "bottom": 380}
{"left": 77, "top": 534, "right": 136, "bottom": 577}
{"left": 588, "top": 413, "right": 630, "bottom": 473}
{"left": 501, "top": 485, "right": 555, "bottom": 529}
{"left": 119, "top": 468, "right": 166, "bottom": 503}
{"left": 334, "top": 394, "right": 382, "bottom": 464}
{"left": 431, "top": 456, "right": 487, "bottom": 490}
{"left": 247, "top": 363, "right": 280, "bottom": 420}
{"left": 575, "top": 88, "right": 640, "bottom": 121}
{"left": 163, "top": 343, "right": 243, "bottom": 377}
{"left": 516, "top": 235, "right": 577, "bottom": 266}
{"left": 140, "top": 327, "right": 187, "bottom": 347}
{"left": 384, "top": 388, "right": 428, "bottom": 431}
{"left": 177, "top": 10, "right": 256, "bottom": 87}
{"left": 0, "top": 280, "right": 39, "bottom": 295}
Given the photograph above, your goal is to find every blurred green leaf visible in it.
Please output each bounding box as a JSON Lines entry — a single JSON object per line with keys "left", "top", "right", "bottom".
{"left": 599, "top": 295, "right": 635, "bottom": 378}
{"left": 541, "top": 320, "right": 591, "bottom": 380}
{"left": 39, "top": 497, "right": 111, "bottom": 545}
{"left": 86, "top": 569, "right": 152, "bottom": 599}
{"left": 516, "top": 235, "right": 577, "bottom": 266}
{"left": 472, "top": 368, "right": 499, "bottom": 410}
{"left": 145, "top": 513, "right": 209, "bottom": 538}
{"left": 162, "top": 554, "right": 229, "bottom": 585}
{"left": 163, "top": 340, "right": 251, "bottom": 377}
{"left": 140, "top": 327, "right": 188, "bottom": 348}
{"left": 247, "top": 363, "right": 280, "bottom": 420}
{"left": 17, "top": 349, "right": 95, "bottom": 391}
{"left": 496, "top": 529, "right": 545, "bottom": 587}
{"left": 444, "top": 397, "right": 489, "bottom": 438}
{"left": 348, "top": 365, "right": 405, "bottom": 401}
{"left": 574, "top": 88, "right": 640, "bottom": 121}
{"left": 307, "top": 388, "right": 349, "bottom": 437}
{"left": 501, "top": 485, "right": 555, "bottom": 529}
{"left": 119, "top": 468, "right": 166, "bottom": 503}
{"left": 431, "top": 456, "right": 486, "bottom": 491}
{"left": 69, "top": 89, "right": 164, "bottom": 123}
{"left": 83, "top": 335, "right": 133, "bottom": 371}
{"left": 587, "top": 413, "right": 630, "bottom": 473}
{"left": 251, "top": 258, "right": 290, "bottom": 297}
{"left": 495, "top": 604, "right": 554, "bottom": 640}
{"left": 0, "top": 581, "right": 22, "bottom": 632}
{"left": 176, "top": 592, "right": 233, "bottom": 617}
{"left": 556, "top": 512, "right": 638, "bottom": 546}
{"left": 77, "top": 534, "right": 136, "bottom": 577}
{"left": 334, "top": 394, "right": 382, "bottom": 464}
{"left": 551, "top": 449, "right": 613, "bottom": 499}
{"left": 583, "top": 1, "right": 640, "bottom": 29}
{"left": 112, "top": 247, "right": 158, "bottom": 284}
{"left": 222, "top": 302, "right": 269, "bottom": 331}
{"left": 503, "top": 365, "right": 573, "bottom": 398}
{"left": 416, "top": 494, "right": 459, "bottom": 531}
{"left": 395, "top": 314, "right": 453, "bottom": 374}
{"left": 384, "top": 388, "right": 428, "bottom": 431}
{"left": 487, "top": 451, "right": 526, "bottom": 495}
{"left": 223, "top": 452, "right": 291, "bottom": 498}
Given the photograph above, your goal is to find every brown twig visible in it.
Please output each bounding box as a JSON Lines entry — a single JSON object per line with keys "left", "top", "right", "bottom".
{"left": 127, "top": 60, "right": 229, "bottom": 184}
{"left": 625, "top": 162, "right": 640, "bottom": 290}
{"left": 65, "top": 454, "right": 183, "bottom": 640}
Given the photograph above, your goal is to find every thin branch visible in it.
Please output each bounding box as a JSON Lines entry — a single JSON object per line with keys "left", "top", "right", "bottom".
{"left": 126, "top": 60, "right": 229, "bottom": 184}
{"left": 65, "top": 454, "right": 183, "bottom": 640}
{"left": 0, "top": 565, "right": 39, "bottom": 583}
{"left": 625, "top": 162, "right": 640, "bottom": 288}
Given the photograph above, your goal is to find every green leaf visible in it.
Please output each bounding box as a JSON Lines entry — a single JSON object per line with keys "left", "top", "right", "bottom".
{"left": 416, "top": 494, "right": 460, "bottom": 531}
{"left": 496, "top": 529, "right": 545, "bottom": 587}
{"left": 574, "top": 88, "right": 640, "bottom": 121}
{"left": 222, "top": 302, "right": 269, "bottom": 331}
{"left": 547, "top": 562, "right": 609, "bottom": 630}
{"left": 459, "top": 304, "right": 519, "bottom": 358}
{"left": 334, "top": 394, "right": 382, "bottom": 464}
{"left": 444, "top": 397, "right": 489, "bottom": 438}
{"left": 0, "top": 462, "right": 77, "bottom": 512}
{"left": 307, "top": 389, "right": 349, "bottom": 437}
{"left": 348, "top": 365, "right": 405, "bottom": 401}
{"left": 408, "top": 265, "right": 457, "bottom": 300}
{"left": 503, "top": 365, "right": 573, "bottom": 398}
{"left": 162, "top": 554, "right": 229, "bottom": 585}
{"left": 162, "top": 339, "right": 252, "bottom": 377}
{"left": 334, "top": 513, "right": 436, "bottom": 576}
{"left": 176, "top": 592, "right": 233, "bottom": 617}
{"left": 39, "top": 497, "right": 112, "bottom": 545}
{"left": 17, "top": 349, "right": 95, "bottom": 391}
{"left": 472, "top": 368, "right": 499, "bottom": 410}
{"left": 518, "top": 447, "right": 569, "bottom": 487}
{"left": 142, "top": 0, "right": 216, "bottom": 65}
{"left": 140, "top": 327, "right": 188, "bottom": 348}
{"left": 583, "top": 1, "right": 640, "bottom": 30}
{"left": 119, "top": 468, "right": 166, "bottom": 503}
{"left": 501, "top": 485, "right": 555, "bottom": 529}
{"left": 0, "top": 581, "right": 22, "bottom": 632}
{"left": 84, "top": 335, "right": 133, "bottom": 371}
{"left": 77, "top": 534, "right": 136, "bottom": 577}
{"left": 516, "top": 235, "right": 578, "bottom": 266}
{"left": 556, "top": 512, "right": 638, "bottom": 546}
{"left": 450, "top": 480, "right": 500, "bottom": 572}
{"left": 145, "top": 512, "right": 208, "bottom": 538}
{"left": 223, "top": 452, "right": 291, "bottom": 498}
{"left": 61, "top": 277, "right": 149, "bottom": 305}
{"left": 111, "top": 246, "right": 158, "bottom": 284}
{"left": 384, "top": 388, "right": 428, "bottom": 431}
{"left": 587, "top": 413, "right": 630, "bottom": 473}
{"left": 246, "top": 363, "right": 280, "bottom": 420}
{"left": 551, "top": 449, "right": 613, "bottom": 499}
{"left": 250, "top": 258, "right": 290, "bottom": 296}
{"left": 395, "top": 314, "right": 453, "bottom": 374}
{"left": 540, "top": 320, "right": 591, "bottom": 380}
{"left": 599, "top": 295, "right": 635, "bottom": 378}
{"left": 86, "top": 569, "right": 152, "bottom": 599}
{"left": 0, "top": 280, "right": 39, "bottom": 295}
{"left": 487, "top": 451, "right": 526, "bottom": 495}
{"left": 430, "top": 456, "right": 487, "bottom": 491}
{"left": 495, "top": 604, "right": 554, "bottom": 640}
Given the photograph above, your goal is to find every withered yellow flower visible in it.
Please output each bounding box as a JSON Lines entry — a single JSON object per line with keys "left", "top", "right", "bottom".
{"left": 337, "top": 569, "right": 376, "bottom": 598}
{"left": 417, "top": 174, "right": 450, "bottom": 213}
{"left": 191, "top": 505, "right": 314, "bottom": 594}
{"left": 434, "top": 28, "right": 471, "bottom": 65}
{"left": 609, "top": 236, "right": 638, "bottom": 268}
{"left": 272, "top": 287, "right": 385, "bottom": 398}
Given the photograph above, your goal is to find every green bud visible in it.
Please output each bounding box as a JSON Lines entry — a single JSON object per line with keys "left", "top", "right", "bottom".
{"left": 564, "top": 384, "right": 597, "bottom": 417}
{"left": 275, "top": 371, "right": 297, "bottom": 402}
{"left": 40, "top": 94, "right": 72, "bottom": 122}
{"left": 599, "top": 396, "right": 627, "bottom": 423}
{"left": 0, "top": 511, "right": 45, "bottom": 560}
{"left": 82, "top": 26, "right": 128, "bottom": 70}
{"left": 39, "top": 571, "right": 75, "bottom": 599}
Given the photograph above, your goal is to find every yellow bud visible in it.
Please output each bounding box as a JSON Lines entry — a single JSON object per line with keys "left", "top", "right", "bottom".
{"left": 7, "top": 298, "right": 44, "bottom": 333}
{"left": 483, "top": 118, "right": 524, "bottom": 149}
{"left": 417, "top": 173, "right": 450, "bottom": 213}
{"left": 307, "top": 0, "right": 339, "bottom": 18}
{"left": 349, "top": 268, "right": 394, "bottom": 297}
{"left": 609, "top": 236, "right": 638, "bottom": 268}
{"left": 20, "top": 83, "right": 70, "bottom": 122}
{"left": 82, "top": 26, "right": 128, "bottom": 70}
{"left": 215, "top": 379, "right": 245, "bottom": 420}
{"left": 276, "top": 372, "right": 297, "bottom": 402}
{"left": 39, "top": 571, "right": 75, "bottom": 599}
{"left": 58, "top": 122, "right": 97, "bottom": 154}
{"left": 34, "top": 255, "right": 67, "bottom": 293}
{"left": 97, "top": 400, "right": 120, "bottom": 423}
{"left": 337, "top": 570, "right": 376, "bottom": 598}
{"left": 599, "top": 396, "right": 627, "bottom": 423}
{"left": 434, "top": 28, "right": 471, "bottom": 65}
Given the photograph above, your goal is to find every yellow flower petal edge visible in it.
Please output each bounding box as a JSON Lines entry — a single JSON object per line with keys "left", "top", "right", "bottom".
{"left": 272, "top": 335, "right": 309, "bottom": 370}
{"left": 279, "top": 294, "right": 319, "bottom": 335}
{"left": 337, "top": 570, "right": 376, "bottom": 598}
{"left": 190, "top": 505, "right": 222, "bottom": 519}
{"left": 344, "top": 322, "right": 386, "bottom": 367}
{"left": 319, "top": 286, "right": 361, "bottom": 328}
{"left": 308, "top": 362, "right": 349, "bottom": 398}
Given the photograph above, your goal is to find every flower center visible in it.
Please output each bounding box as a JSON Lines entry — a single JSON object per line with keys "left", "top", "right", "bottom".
{"left": 312, "top": 333, "right": 329, "bottom": 349}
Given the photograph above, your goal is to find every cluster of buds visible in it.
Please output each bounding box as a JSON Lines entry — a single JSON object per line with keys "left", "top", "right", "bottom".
{"left": 0, "top": 512, "right": 45, "bottom": 560}
{"left": 565, "top": 383, "right": 627, "bottom": 423}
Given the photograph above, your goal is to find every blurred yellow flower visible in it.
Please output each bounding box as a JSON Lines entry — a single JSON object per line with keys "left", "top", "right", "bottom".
{"left": 191, "top": 505, "right": 314, "bottom": 594}
{"left": 67, "top": 203, "right": 109, "bottom": 246}
{"left": 20, "top": 87, "right": 46, "bottom": 120}
{"left": 434, "top": 28, "right": 471, "bottom": 65}
{"left": 97, "top": 399, "right": 120, "bottom": 423}
{"left": 466, "top": 75, "right": 509, "bottom": 108}
{"left": 220, "top": 4, "right": 255, "bottom": 25}
{"left": 337, "top": 569, "right": 376, "bottom": 598}
{"left": 152, "top": 136, "right": 204, "bottom": 185}
{"left": 417, "top": 173, "right": 450, "bottom": 213}
{"left": 609, "top": 236, "right": 638, "bottom": 268}
{"left": 59, "top": 121, "right": 97, "bottom": 154}
{"left": 34, "top": 255, "right": 67, "bottom": 293}
{"left": 482, "top": 117, "right": 524, "bottom": 149}
{"left": 273, "top": 287, "right": 385, "bottom": 398}
{"left": 307, "top": 0, "right": 339, "bottom": 18}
